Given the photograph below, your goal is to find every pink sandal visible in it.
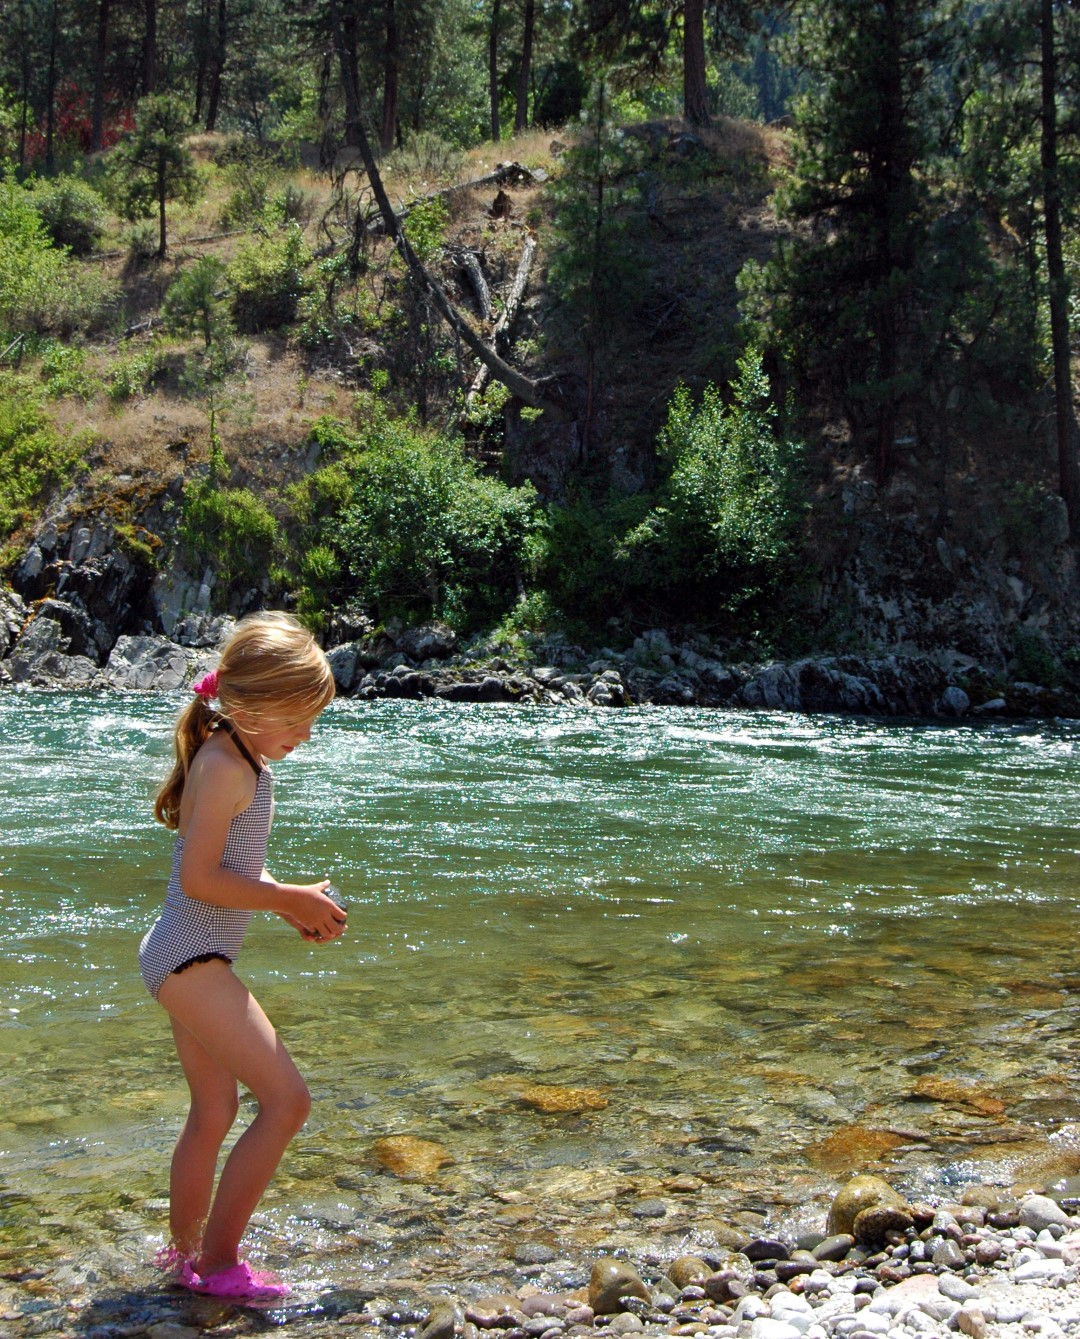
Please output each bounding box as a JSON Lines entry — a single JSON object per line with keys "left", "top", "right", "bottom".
{"left": 178, "top": 1259, "right": 290, "bottom": 1302}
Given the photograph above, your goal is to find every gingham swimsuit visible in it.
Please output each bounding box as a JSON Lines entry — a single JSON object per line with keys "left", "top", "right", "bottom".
{"left": 139, "top": 729, "right": 273, "bottom": 1000}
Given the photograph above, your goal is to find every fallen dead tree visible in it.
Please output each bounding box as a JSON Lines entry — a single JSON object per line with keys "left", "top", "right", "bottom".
{"left": 466, "top": 233, "right": 537, "bottom": 408}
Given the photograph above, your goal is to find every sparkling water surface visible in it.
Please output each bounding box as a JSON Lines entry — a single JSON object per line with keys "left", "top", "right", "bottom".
{"left": 3, "top": 694, "right": 1080, "bottom": 1320}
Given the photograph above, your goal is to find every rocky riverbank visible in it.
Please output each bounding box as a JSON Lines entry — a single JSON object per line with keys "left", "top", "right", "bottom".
{"left": 1, "top": 582, "right": 1075, "bottom": 718}
{"left": 9, "top": 1176, "right": 1080, "bottom": 1339}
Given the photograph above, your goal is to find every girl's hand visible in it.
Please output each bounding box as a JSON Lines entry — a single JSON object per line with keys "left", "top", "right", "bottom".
{"left": 286, "top": 880, "right": 348, "bottom": 942}
{"left": 277, "top": 911, "right": 321, "bottom": 941}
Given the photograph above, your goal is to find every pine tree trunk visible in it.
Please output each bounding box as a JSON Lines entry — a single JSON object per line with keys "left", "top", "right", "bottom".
{"left": 489, "top": 0, "right": 501, "bottom": 141}
{"left": 381, "top": 0, "right": 399, "bottom": 153}
{"left": 204, "top": 0, "right": 226, "bottom": 132}
{"left": 91, "top": 0, "right": 109, "bottom": 152}
{"left": 683, "top": 0, "right": 710, "bottom": 126}
{"left": 45, "top": 0, "right": 59, "bottom": 172}
{"left": 157, "top": 149, "right": 167, "bottom": 257}
{"left": 514, "top": 0, "right": 534, "bottom": 134}
{"left": 143, "top": 0, "right": 157, "bottom": 94}
{"left": 1041, "top": 0, "right": 1080, "bottom": 539}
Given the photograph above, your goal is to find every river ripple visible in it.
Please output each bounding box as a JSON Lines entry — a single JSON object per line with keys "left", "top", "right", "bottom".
{"left": 2, "top": 695, "right": 1080, "bottom": 1312}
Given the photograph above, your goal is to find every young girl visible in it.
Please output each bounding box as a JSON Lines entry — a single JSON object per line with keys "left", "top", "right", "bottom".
{"left": 139, "top": 611, "right": 345, "bottom": 1302}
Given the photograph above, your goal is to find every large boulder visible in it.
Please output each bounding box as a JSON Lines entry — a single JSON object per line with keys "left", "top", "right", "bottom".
{"left": 0, "top": 584, "right": 27, "bottom": 656}
{"left": 106, "top": 635, "right": 203, "bottom": 691}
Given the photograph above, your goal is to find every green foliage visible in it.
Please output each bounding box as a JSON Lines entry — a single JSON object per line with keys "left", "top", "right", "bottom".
{"left": 39, "top": 342, "right": 100, "bottom": 400}
{"left": 179, "top": 451, "right": 280, "bottom": 591}
{"left": 26, "top": 175, "right": 108, "bottom": 255}
{"left": 0, "top": 173, "right": 113, "bottom": 337}
{"left": 546, "top": 89, "right": 653, "bottom": 355}
{"left": 107, "top": 339, "right": 170, "bottom": 402}
{"left": 227, "top": 222, "right": 309, "bottom": 331}
{"left": 401, "top": 196, "right": 449, "bottom": 264}
{"left": 641, "top": 348, "right": 802, "bottom": 583}
{"left": 1011, "top": 626, "right": 1058, "bottom": 687}
{"left": 285, "top": 404, "right": 540, "bottom": 629}
{"left": 0, "top": 374, "right": 85, "bottom": 541}
{"left": 536, "top": 350, "right": 804, "bottom": 631}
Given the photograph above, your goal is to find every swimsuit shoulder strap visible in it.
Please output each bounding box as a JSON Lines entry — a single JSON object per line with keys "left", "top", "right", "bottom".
{"left": 215, "top": 718, "right": 264, "bottom": 777}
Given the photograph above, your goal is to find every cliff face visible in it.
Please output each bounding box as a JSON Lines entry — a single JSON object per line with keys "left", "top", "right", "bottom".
{"left": 1, "top": 120, "right": 1077, "bottom": 705}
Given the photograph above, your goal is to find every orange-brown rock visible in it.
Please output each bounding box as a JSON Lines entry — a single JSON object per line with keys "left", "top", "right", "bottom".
{"left": 372, "top": 1134, "right": 453, "bottom": 1179}
{"left": 804, "top": 1125, "right": 909, "bottom": 1173}
{"left": 912, "top": 1077, "right": 1006, "bottom": 1116}
{"left": 516, "top": 1083, "right": 609, "bottom": 1114}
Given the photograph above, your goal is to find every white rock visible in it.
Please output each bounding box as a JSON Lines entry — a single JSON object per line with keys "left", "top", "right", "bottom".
{"left": 734, "top": 1297, "right": 771, "bottom": 1323}
{"left": 1036, "top": 1229, "right": 1065, "bottom": 1259}
{"left": 1019, "top": 1198, "right": 1073, "bottom": 1233}
{"left": 1020, "top": 1313, "right": 1064, "bottom": 1338}
{"left": 771, "top": 1295, "right": 813, "bottom": 1318}
{"left": 937, "top": 1274, "right": 979, "bottom": 1303}
{"left": 1014, "top": 1258, "right": 1067, "bottom": 1282}
{"left": 750, "top": 1320, "right": 803, "bottom": 1339}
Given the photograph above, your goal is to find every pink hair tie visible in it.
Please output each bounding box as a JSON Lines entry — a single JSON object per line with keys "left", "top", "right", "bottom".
{"left": 192, "top": 669, "right": 219, "bottom": 699}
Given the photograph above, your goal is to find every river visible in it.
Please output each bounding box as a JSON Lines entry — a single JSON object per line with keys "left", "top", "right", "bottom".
{"left": 2, "top": 694, "right": 1080, "bottom": 1328}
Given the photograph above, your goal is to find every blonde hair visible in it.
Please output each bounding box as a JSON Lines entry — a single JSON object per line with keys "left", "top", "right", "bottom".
{"left": 154, "top": 611, "right": 335, "bottom": 829}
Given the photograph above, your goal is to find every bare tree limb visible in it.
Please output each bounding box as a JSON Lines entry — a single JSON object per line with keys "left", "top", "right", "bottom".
{"left": 467, "top": 234, "right": 537, "bottom": 407}
{"left": 326, "top": 0, "right": 566, "bottom": 421}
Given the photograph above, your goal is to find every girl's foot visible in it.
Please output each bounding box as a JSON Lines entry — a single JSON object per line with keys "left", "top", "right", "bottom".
{"left": 153, "top": 1243, "right": 192, "bottom": 1277}
{"left": 177, "top": 1259, "right": 289, "bottom": 1302}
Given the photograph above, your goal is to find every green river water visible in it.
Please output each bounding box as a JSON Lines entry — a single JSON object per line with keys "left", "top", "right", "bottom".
{"left": 3, "top": 694, "right": 1080, "bottom": 1328}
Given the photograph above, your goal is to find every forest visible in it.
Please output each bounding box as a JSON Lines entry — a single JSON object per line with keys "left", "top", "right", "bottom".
{"left": 1, "top": 0, "right": 1079, "bottom": 688}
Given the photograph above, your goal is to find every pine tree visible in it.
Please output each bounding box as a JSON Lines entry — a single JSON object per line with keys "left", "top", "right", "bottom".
{"left": 768, "top": 0, "right": 968, "bottom": 481}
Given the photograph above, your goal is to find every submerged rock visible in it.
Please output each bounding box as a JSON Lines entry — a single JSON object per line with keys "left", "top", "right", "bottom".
{"left": 371, "top": 1134, "right": 453, "bottom": 1179}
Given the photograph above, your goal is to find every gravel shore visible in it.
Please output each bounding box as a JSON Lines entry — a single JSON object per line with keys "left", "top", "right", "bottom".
{"left": 8, "top": 1183, "right": 1080, "bottom": 1339}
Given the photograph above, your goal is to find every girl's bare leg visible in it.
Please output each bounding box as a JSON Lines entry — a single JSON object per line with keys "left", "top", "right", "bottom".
{"left": 159, "top": 959, "right": 311, "bottom": 1274}
{"left": 168, "top": 1015, "right": 240, "bottom": 1256}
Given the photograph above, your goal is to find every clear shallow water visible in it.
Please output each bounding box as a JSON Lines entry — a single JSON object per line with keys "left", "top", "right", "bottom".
{"left": 3, "top": 695, "right": 1080, "bottom": 1317}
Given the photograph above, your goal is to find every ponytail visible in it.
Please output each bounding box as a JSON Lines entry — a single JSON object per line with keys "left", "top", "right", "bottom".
{"left": 154, "top": 696, "right": 218, "bottom": 829}
{"left": 153, "top": 611, "right": 334, "bottom": 830}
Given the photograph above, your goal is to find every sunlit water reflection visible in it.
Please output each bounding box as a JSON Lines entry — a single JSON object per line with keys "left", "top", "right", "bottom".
{"left": 3, "top": 695, "right": 1080, "bottom": 1323}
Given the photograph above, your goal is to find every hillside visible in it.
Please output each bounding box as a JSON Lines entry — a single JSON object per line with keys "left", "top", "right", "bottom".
{"left": 1, "top": 115, "right": 1078, "bottom": 711}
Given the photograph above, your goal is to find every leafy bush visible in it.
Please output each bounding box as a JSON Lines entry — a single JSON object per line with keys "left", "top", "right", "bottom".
{"left": 40, "top": 342, "right": 100, "bottom": 400}
{"left": 179, "top": 449, "right": 280, "bottom": 590}
{"left": 0, "top": 172, "right": 113, "bottom": 336}
{"left": 648, "top": 348, "right": 802, "bottom": 584}
{"left": 107, "top": 338, "right": 170, "bottom": 401}
{"left": 26, "top": 175, "right": 108, "bottom": 255}
{"left": 227, "top": 222, "right": 309, "bottom": 331}
{"left": 385, "top": 131, "right": 464, "bottom": 186}
{"left": 401, "top": 196, "right": 449, "bottom": 264}
{"left": 287, "top": 406, "right": 540, "bottom": 629}
{"left": 0, "top": 374, "right": 85, "bottom": 542}
{"left": 537, "top": 350, "right": 804, "bottom": 631}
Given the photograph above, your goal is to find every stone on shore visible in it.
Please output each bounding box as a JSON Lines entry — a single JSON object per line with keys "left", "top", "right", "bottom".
{"left": 588, "top": 1259, "right": 651, "bottom": 1314}
{"left": 827, "top": 1175, "right": 910, "bottom": 1237}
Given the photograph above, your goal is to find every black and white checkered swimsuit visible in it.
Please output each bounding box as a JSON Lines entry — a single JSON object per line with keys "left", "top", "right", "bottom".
{"left": 139, "top": 744, "right": 273, "bottom": 1000}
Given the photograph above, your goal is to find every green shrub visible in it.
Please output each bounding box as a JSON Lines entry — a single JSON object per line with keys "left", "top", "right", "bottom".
{"left": 286, "top": 406, "right": 540, "bottom": 629}
{"left": 40, "top": 342, "right": 100, "bottom": 400}
{"left": 630, "top": 348, "right": 803, "bottom": 603}
{"left": 385, "top": 131, "right": 464, "bottom": 186}
{"left": 180, "top": 463, "right": 280, "bottom": 591}
{"left": 401, "top": 196, "right": 449, "bottom": 264}
{"left": 0, "top": 374, "right": 85, "bottom": 541}
{"left": 227, "top": 222, "right": 309, "bottom": 331}
{"left": 26, "top": 175, "right": 107, "bottom": 255}
{"left": 107, "top": 338, "right": 170, "bottom": 401}
{"left": 0, "top": 172, "right": 113, "bottom": 336}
